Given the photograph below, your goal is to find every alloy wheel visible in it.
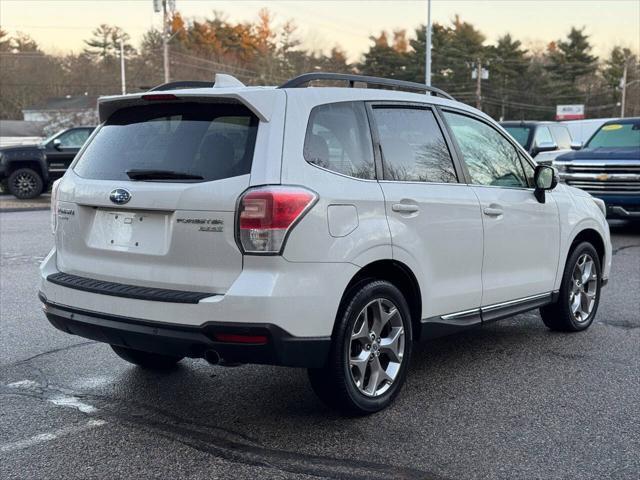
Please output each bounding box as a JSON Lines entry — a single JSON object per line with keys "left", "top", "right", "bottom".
{"left": 12, "top": 172, "right": 38, "bottom": 197}
{"left": 569, "top": 253, "right": 598, "bottom": 323}
{"left": 348, "top": 298, "right": 405, "bottom": 397}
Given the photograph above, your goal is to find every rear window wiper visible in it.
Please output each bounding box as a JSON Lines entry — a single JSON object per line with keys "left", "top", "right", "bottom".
{"left": 126, "top": 169, "right": 204, "bottom": 181}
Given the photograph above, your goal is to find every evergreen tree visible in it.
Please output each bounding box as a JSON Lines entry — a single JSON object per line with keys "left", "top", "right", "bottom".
{"left": 84, "top": 24, "right": 135, "bottom": 62}
{"left": 359, "top": 31, "right": 411, "bottom": 80}
{"left": 486, "top": 34, "right": 528, "bottom": 119}
{"left": 546, "top": 27, "right": 598, "bottom": 100}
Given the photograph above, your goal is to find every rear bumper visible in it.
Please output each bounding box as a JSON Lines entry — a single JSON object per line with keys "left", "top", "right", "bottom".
{"left": 40, "top": 248, "right": 358, "bottom": 338}
{"left": 39, "top": 293, "right": 330, "bottom": 368}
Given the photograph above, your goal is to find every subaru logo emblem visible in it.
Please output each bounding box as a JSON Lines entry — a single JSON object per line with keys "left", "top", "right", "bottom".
{"left": 109, "top": 188, "right": 131, "bottom": 205}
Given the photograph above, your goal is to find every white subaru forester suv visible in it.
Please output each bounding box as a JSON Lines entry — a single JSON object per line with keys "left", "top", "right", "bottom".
{"left": 40, "top": 73, "right": 612, "bottom": 414}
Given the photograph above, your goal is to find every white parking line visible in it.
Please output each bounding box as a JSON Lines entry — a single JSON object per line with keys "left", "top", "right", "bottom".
{"left": 6, "top": 380, "right": 99, "bottom": 414}
{"left": 49, "top": 395, "right": 98, "bottom": 413}
{"left": 0, "top": 420, "right": 106, "bottom": 453}
{"left": 6, "top": 380, "right": 39, "bottom": 389}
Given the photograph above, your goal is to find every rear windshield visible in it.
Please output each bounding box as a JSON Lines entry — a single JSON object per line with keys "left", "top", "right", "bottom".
{"left": 74, "top": 102, "right": 258, "bottom": 182}
{"left": 502, "top": 126, "right": 532, "bottom": 148}
{"left": 585, "top": 122, "right": 640, "bottom": 149}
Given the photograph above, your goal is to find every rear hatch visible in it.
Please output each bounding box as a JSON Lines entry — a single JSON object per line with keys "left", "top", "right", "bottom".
{"left": 55, "top": 98, "right": 264, "bottom": 294}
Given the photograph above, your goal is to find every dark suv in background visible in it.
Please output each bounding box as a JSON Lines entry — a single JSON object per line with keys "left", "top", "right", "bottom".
{"left": 554, "top": 118, "right": 640, "bottom": 220}
{"left": 0, "top": 126, "right": 94, "bottom": 199}
{"left": 500, "top": 121, "right": 575, "bottom": 165}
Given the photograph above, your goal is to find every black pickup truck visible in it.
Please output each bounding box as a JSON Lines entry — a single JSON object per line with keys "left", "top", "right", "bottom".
{"left": 0, "top": 126, "right": 94, "bottom": 199}
{"left": 555, "top": 118, "right": 640, "bottom": 220}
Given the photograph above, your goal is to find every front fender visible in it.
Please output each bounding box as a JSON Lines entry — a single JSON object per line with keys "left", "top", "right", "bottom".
{"left": 552, "top": 186, "right": 612, "bottom": 288}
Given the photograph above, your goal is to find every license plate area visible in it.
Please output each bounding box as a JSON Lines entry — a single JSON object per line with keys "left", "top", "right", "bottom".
{"left": 87, "top": 209, "right": 170, "bottom": 255}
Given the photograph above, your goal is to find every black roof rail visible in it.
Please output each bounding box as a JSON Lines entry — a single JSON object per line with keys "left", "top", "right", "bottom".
{"left": 148, "top": 81, "right": 214, "bottom": 92}
{"left": 278, "top": 72, "right": 454, "bottom": 101}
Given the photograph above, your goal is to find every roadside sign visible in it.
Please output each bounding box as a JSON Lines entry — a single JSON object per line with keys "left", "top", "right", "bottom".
{"left": 556, "top": 105, "right": 585, "bottom": 120}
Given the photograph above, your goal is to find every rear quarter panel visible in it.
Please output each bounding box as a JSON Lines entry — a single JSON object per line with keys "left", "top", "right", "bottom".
{"left": 278, "top": 91, "right": 392, "bottom": 266}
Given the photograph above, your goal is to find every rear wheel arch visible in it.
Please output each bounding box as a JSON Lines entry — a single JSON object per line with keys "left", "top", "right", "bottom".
{"left": 337, "top": 260, "right": 422, "bottom": 342}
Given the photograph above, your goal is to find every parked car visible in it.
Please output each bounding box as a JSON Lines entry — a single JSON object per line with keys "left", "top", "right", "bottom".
{"left": 0, "top": 126, "right": 95, "bottom": 199}
{"left": 39, "top": 73, "right": 612, "bottom": 414}
{"left": 500, "top": 120, "right": 575, "bottom": 166}
{"left": 555, "top": 117, "right": 640, "bottom": 220}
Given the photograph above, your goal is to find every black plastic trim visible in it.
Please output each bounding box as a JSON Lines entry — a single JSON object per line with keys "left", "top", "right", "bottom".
{"left": 47, "top": 272, "right": 214, "bottom": 304}
{"left": 419, "top": 312, "right": 482, "bottom": 341}
{"left": 481, "top": 292, "right": 554, "bottom": 324}
{"left": 38, "top": 295, "right": 331, "bottom": 368}
{"left": 419, "top": 292, "right": 557, "bottom": 341}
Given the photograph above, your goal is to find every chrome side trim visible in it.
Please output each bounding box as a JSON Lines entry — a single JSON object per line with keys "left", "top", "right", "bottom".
{"left": 481, "top": 292, "right": 552, "bottom": 312}
{"left": 441, "top": 308, "right": 481, "bottom": 321}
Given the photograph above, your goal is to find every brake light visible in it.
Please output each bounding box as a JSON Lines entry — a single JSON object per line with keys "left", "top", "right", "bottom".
{"left": 50, "top": 179, "right": 61, "bottom": 234}
{"left": 214, "top": 333, "right": 268, "bottom": 344}
{"left": 237, "top": 186, "right": 317, "bottom": 254}
{"left": 141, "top": 94, "right": 178, "bottom": 101}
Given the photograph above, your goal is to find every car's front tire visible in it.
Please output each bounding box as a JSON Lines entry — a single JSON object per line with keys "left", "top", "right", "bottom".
{"left": 540, "top": 242, "right": 602, "bottom": 332}
{"left": 7, "top": 168, "right": 44, "bottom": 199}
{"left": 308, "top": 280, "right": 413, "bottom": 415}
{"left": 111, "top": 345, "right": 183, "bottom": 370}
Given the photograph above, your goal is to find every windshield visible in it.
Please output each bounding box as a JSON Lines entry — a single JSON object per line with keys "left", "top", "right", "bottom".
{"left": 585, "top": 122, "right": 640, "bottom": 149}
{"left": 502, "top": 126, "right": 532, "bottom": 149}
{"left": 73, "top": 102, "right": 258, "bottom": 182}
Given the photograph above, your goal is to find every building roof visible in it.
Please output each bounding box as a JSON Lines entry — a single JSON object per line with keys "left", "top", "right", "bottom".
{"left": 0, "top": 120, "right": 47, "bottom": 137}
{"left": 23, "top": 95, "right": 98, "bottom": 112}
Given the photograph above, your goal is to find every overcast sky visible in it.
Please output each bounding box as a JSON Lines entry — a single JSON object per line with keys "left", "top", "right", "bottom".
{"left": 1, "top": 0, "right": 638, "bottom": 61}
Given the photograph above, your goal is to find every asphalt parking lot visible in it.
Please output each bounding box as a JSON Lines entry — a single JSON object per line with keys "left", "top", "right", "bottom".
{"left": 1, "top": 209, "right": 638, "bottom": 480}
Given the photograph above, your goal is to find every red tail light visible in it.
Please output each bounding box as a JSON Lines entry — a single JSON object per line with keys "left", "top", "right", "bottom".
{"left": 141, "top": 94, "right": 178, "bottom": 101}
{"left": 214, "top": 333, "right": 268, "bottom": 344}
{"left": 237, "top": 186, "right": 317, "bottom": 254}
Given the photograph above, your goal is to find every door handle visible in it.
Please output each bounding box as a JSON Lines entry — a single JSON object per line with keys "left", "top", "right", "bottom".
{"left": 392, "top": 203, "right": 419, "bottom": 213}
{"left": 483, "top": 207, "right": 503, "bottom": 217}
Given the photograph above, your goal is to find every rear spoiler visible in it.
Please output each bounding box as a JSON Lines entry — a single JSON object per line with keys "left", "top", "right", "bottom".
{"left": 97, "top": 88, "right": 282, "bottom": 123}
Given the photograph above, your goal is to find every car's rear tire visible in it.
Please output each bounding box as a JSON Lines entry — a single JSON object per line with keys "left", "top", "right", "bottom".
{"left": 110, "top": 345, "right": 183, "bottom": 370}
{"left": 7, "top": 168, "right": 44, "bottom": 199}
{"left": 540, "top": 242, "right": 602, "bottom": 332}
{"left": 308, "top": 280, "right": 413, "bottom": 415}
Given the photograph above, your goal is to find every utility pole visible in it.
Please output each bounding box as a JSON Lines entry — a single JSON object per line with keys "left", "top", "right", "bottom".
{"left": 620, "top": 60, "right": 628, "bottom": 118}
{"left": 154, "top": 0, "right": 172, "bottom": 83}
{"left": 425, "top": 0, "right": 432, "bottom": 86}
{"left": 162, "top": 0, "right": 170, "bottom": 83}
{"left": 476, "top": 58, "right": 482, "bottom": 110}
{"left": 119, "top": 39, "right": 126, "bottom": 95}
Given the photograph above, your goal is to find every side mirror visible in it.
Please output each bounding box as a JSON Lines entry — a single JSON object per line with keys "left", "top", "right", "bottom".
{"left": 570, "top": 141, "right": 582, "bottom": 150}
{"left": 533, "top": 165, "right": 558, "bottom": 203}
{"left": 52, "top": 138, "right": 63, "bottom": 150}
{"left": 532, "top": 141, "right": 558, "bottom": 157}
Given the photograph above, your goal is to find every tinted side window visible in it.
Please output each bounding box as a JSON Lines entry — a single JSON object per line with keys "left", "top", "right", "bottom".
{"left": 372, "top": 107, "right": 457, "bottom": 183}
{"left": 304, "top": 102, "right": 375, "bottom": 179}
{"left": 534, "top": 126, "right": 554, "bottom": 145}
{"left": 57, "top": 129, "right": 92, "bottom": 148}
{"left": 550, "top": 125, "right": 572, "bottom": 149}
{"left": 443, "top": 111, "right": 527, "bottom": 188}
